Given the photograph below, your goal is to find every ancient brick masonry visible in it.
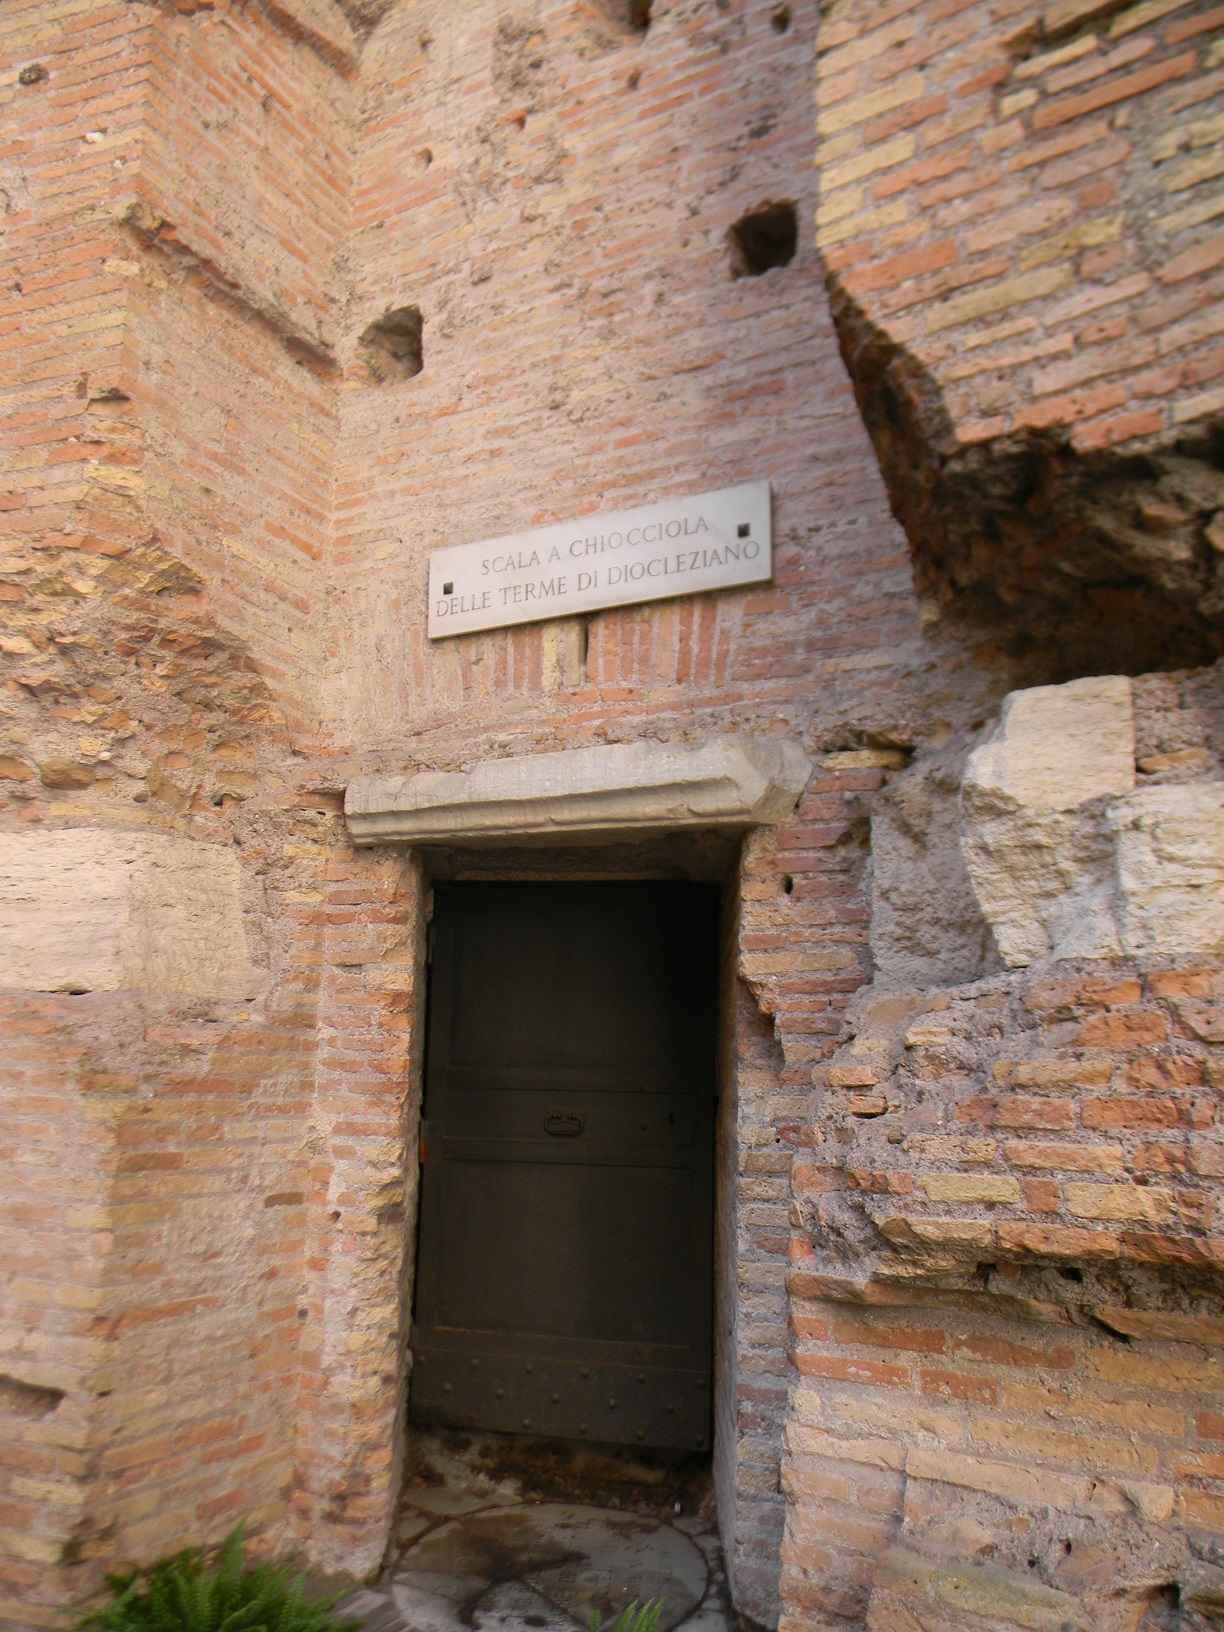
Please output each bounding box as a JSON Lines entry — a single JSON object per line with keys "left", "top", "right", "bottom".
{"left": 782, "top": 961, "right": 1224, "bottom": 1632}
{"left": 3, "top": 1, "right": 1224, "bottom": 1631}
{"left": 817, "top": 0, "right": 1224, "bottom": 451}
{"left": 304, "top": 0, "right": 922, "bottom": 1619}
{"left": 4, "top": 0, "right": 910, "bottom": 1624}
{"left": 734, "top": 765, "right": 880, "bottom": 1605}
{"left": 0, "top": 0, "right": 359, "bottom": 1619}
{"left": 816, "top": 0, "right": 1224, "bottom": 680}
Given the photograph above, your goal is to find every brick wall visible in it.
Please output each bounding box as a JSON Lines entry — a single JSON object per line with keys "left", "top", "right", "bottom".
{"left": 290, "top": 844, "right": 425, "bottom": 1575}
{"left": 329, "top": 0, "right": 930, "bottom": 755}
{"left": 328, "top": 4, "right": 921, "bottom": 1617}
{"left": 0, "top": 0, "right": 356, "bottom": 1619}
{"left": 4, "top": 1, "right": 1224, "bottom": 1629}
{"left": 128, "top": 1, "right": 349, "bottom": 741}
{"left": 817, "top": 0, "right": 1224, "bottom": 451}
{"left": 780, "top": 958, "right": 1224, "bottom": 1631}
{"left": 814, "top": 0, "right": 1224, "bottom": 681}
{"left": 0, "top": 999, "right": 113, "bottom": 1629}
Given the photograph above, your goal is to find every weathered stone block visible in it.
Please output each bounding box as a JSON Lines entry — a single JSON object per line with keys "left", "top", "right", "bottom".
{"left": 954, "top": 675, "right": 1224, "bottom": 966}
{"left": 960, "top": 677, "right": 1135, "bottom": 966}
{"left": 0, "top": 831, "right": 264, "bottom": 1000}
{"left": 1111, "top": 784, "right": 1224, "bottom": 957}
{"left": 960, "top": 802, "right": 1122, "bottom": 965}
{"left": 964, "top": 677, "right": 1135, "bottom": 815}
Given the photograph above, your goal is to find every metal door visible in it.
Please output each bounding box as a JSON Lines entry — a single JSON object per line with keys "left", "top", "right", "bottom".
{"left": 410, "top": 882, "right": 717, "bottom": 1451}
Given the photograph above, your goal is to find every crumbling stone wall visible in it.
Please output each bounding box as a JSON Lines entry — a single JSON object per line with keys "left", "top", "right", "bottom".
{"left": 778, "top": 21, "right": 1224, "bottom": 1605}
{"left": 784, "top": 953, "right": 1224, "bottom": 1632}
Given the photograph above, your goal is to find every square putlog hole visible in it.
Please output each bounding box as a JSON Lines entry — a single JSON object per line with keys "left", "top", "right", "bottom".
{"left": 359, "top": 305, "right": 424, "bottom": 382}
{"left": 728, "top": 200, "right": 797, "bottom": 278}
{"left": 592, "top": 0, "right": 651, "bottom": 32}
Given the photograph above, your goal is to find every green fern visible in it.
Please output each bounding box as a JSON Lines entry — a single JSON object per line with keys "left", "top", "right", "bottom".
{"left": 587, "top": 1599, "right": 665, "bottom": 1632}
{"left": 80, "top": 1525, "right": 363, "bottom": 1632}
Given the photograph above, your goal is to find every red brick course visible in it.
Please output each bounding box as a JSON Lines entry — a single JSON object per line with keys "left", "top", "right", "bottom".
{"left": 817, "top": 0, "right": 1224, "bottom": 450}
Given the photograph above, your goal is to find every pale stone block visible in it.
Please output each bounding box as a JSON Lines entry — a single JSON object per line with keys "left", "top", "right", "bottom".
{"left": 917, "top": 1174, "right": 1020, "bottom": 1205}
{"left": 960, "top": 803, "right": 1122, "bottom": 965}
{"left": 960, "top": 676, "right": 1136, "bottom": 966}
{"left": 0, "top": 830, "right": 264, "bottom": 1000}
{"left": 345, "top": 735, "right": 810, "bottom": 845}
{"left": 876, "top": 1216, "right": 994, "bottom": 1250}
{"left": 964, "top": 675, "right": 1135, "bottom": 814}
{"left": 787, "top": 1427, "right": 906, "bottom": 1470}
{"left": 1065, "top": 1183, "right": 1175, "bottom": 1223}
{"left": 955, "top": 675, "right": 1224, "bottom": 967}
{"left": 1111, "top": 783, "right": 1224, "bottom": 957}
{"left": 929, "top": 1562, "right": 1086, "bottom": 1631}
{"left": 904, "top": 1447, "right": 1094, "bottom": 1510}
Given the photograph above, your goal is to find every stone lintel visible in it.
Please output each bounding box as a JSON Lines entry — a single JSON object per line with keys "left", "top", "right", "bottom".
{"left": 344, "top": 735, "right": 811, "bottom": 847}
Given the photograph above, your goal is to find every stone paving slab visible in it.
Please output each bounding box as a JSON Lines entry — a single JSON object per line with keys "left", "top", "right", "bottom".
{"left": 341, "top": 1499, "right": 727, "bottom": 1632}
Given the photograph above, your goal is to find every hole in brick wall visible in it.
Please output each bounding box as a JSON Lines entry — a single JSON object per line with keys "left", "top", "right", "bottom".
{"left": 0, "top": 1374, "right": 65, "bottom": 1420}
{"left": 358, "top": 305, "right": 423, "bottom": 383}
{"left": 783, "top": 874, "right": 794, "bottom": 895}
{"left": 728, "top": 200, "right": 797, "bottom": 278}
{"left": 594, "top": 0, "right": 652, "bottom": 31}
{"left": 1134, "top": 1585, "right": 1182, "bottom": 1631}
{"left": 770, "top": 5, "right": 791, "bottom": 31}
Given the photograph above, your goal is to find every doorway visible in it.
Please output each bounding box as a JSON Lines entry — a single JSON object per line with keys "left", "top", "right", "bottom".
{"left": 410, "top": 881, "right": 718, "bottom": 1452}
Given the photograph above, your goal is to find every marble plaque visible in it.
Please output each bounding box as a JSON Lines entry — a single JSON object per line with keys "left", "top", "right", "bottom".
{"left": 427, "top": 480, "right": 771, "bottom": 639}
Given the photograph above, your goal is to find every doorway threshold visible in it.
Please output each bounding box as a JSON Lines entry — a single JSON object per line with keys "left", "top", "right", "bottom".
{"left": 341, "top": 1431, "right": 730, "bottom": 1632}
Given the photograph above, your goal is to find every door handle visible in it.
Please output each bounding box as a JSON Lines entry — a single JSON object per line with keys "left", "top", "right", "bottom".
{"left": 544, "top": 1110, "right": 585, "bottom": 1138}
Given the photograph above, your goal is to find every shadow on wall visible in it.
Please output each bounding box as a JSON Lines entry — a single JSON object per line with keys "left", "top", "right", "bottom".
{"left": 728, "top": 201, "right": 798, "bottom": 279}
{"left": 359, "top": 306, "right": 424, "bottom": 382}
{"left": 824, "top": 278, "right": 1224, "bottom": 686}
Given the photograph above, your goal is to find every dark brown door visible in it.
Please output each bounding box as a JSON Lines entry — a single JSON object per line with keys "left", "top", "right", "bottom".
{"left": 410, "top": 882, "right": 717, "bottom": 1451}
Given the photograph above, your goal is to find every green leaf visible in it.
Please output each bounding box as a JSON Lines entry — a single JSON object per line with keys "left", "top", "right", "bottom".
{"left": 77, "top": 1527, "right": 363, "bottom": 1632}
